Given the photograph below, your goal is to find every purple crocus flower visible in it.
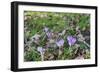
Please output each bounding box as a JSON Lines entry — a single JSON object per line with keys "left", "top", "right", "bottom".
{"left": 56, "top": 39, "right": 64, "bottom": 47}
{"left": 44, "top": 27, "right": 49, "bottom": 32}
{"left": 37, "top": 47, "right": 45, "bottom": 61}
{"left": 37, "top": 47, "right": 45, "bottom": 55}
{"left": 46, "top": 32, "right": 52, "bottom": 38}
{"left": 43, "top": 27, "right": 52, "bottom": 38}
{"left": 67, "top": 36, "right": 76, "bottom": 46}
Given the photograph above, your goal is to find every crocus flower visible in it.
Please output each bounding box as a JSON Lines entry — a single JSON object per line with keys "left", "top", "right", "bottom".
{"left": 37, "top": 47, "right": 45, "bottom": 61}
{"left": 67, "top": 36, "right": 76, "bottom": 46}
{"left": 43, "top": 27, "right": 49, "bottom": 32}
{"left": 43, "top": 27, "right": 52, "bottom": 38}
{"left": 37, "top": 47, "right": 45, "bottom": 55}
{"left": 56, "top": 39, "right": 64, "bottom": 47}
{"left": 46, "top": 31, "right": 52, "bottom": 38}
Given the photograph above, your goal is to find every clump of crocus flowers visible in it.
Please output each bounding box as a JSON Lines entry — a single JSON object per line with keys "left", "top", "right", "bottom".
{"left": 32, "top": 26, "right": 78, "bottom": 61}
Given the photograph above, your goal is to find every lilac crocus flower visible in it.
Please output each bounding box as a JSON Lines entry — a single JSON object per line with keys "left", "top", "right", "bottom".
{"left": 43, "top": 27, "right": 52, "bottom": 38}
{"left": 37, "top": 47, "right": 45, "bottom": 55}
{"left": 67, "top": 36, "right": 76, "bottom": 46}
{"left": 37, "top": 47, "right": 45, "bottom": 61}
{"left": 56, "top": 39, "right": 64, "bottom": 47}
{"left": 46, "top": 31, "right": 52, "bottom": 38}
{"left": 44, "top": 27, "right": 49, "bottom": 32}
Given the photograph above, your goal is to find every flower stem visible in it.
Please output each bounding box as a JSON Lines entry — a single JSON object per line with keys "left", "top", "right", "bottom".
{"left": 58, "top": 47, "right": 63, "bottom": 58}
{"left": 41, "top": 53, "right": 44, "bottom": 61}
